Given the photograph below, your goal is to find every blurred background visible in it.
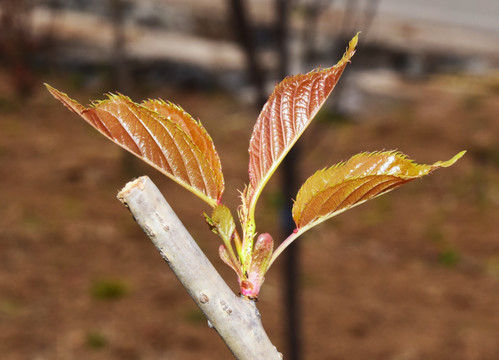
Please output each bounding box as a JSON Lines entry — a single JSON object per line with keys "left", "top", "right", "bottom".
{"left": 1, "top": 0, "right": 499, "bottom": 359}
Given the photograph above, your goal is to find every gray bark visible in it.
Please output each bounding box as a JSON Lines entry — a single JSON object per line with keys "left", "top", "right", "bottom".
{"left": 117, "top": 176, "right": 282, "bottom": 360}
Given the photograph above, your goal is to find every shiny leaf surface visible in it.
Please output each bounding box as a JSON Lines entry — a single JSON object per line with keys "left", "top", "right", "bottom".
{"left": 141, "top": 99, "right": 221, "bottom": 170}
{"left": 45, "top": 84, "right": 224, "bottom": 206}
{"left": 245, "top": 34, "right": 359, "bottom": 215}
{"left": 293, "top": 151, "right": 466, "bottom": 230}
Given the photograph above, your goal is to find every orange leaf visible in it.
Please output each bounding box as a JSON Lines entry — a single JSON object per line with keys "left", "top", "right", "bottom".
{"left": 293, "top": 151, "right": 465, "bottom": 230}
{"left": 141, "top": 99, "right": 221, "bottom": 171}
{"left": 245, "top": 33, "right": 358, "bottom": 218}
{"left": 45, "top": 84, "right": 224, "bottom": 206}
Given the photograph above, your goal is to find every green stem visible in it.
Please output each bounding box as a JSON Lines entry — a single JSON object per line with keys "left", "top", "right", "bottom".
{"left": 223, "top": 232, "right": 244, "bottom": 277}
{"left": 267, "top": 227, "right": 306, "bottom": 270}
{"left": 240, "top": 218, "right": 256, "bottom": 270}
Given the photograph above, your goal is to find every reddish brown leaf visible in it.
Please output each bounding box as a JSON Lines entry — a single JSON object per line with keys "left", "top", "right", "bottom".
{"left": 141, "top": 99, "right": 221, "bottom": 169}
{"left": 245, "top": 34, "right": 358, "bottom": 213}
{"left": 293, "top": 151, "right": 465, "bottom": 230}
{"left": 45, "top": 84, "right": 224, "bottom": 206}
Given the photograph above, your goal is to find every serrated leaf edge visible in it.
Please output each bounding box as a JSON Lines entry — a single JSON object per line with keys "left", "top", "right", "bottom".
{"left": 245, "top": 33, "right": 359, "bottom": 219}
{"left": 293, "top": 150, "right": 466, "bottom": 230}
{"left": 46, "top": 83, "right": 224, "bottom": 207}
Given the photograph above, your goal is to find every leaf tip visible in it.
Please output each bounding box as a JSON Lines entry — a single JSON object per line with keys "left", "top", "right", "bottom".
{"left": 350, "top": 31, "right": 361, "bottom": 50}
{"left": 44, "top": 83, "right": 60, "bottom": 98}
{"left": 435, "top": 150, "right": 466, "bottom": 168}
{"left": 338, "top": 32, "right": 360, "bottom": 66}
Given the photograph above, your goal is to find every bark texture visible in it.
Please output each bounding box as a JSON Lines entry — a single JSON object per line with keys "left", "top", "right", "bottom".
{"left": 117, "top": 176, "right": 281, "bottom": 360}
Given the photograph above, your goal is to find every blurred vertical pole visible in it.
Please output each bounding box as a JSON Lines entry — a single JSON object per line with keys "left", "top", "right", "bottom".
{"left": 227, "top": 0, "right": 267, "bottom": 108}
{"left": 110, "top": 0, "right": 135, "bottom": 177}
{"left": 0, "top": 0, "right": 35, "bottom": 97}
{"left": 110, "top": 0, "right": 130, "bottom": 93}
{"left": 275, "top": 1, "right": 302, "bottom": 360}
{"left": 227, "top": 0, "right": 302, "bottom": 357}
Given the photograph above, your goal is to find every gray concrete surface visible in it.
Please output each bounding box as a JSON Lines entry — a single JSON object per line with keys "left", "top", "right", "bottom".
{"left": 375, "top": 0, "right": 499, "bottom": 33}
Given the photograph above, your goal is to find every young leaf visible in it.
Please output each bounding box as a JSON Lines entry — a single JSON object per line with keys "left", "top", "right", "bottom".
{"left": 209, "top": 205, "right": 237, "bottom": 249}
{"left": 293, "top": 151, "right": 466, "bottom": 231}
{"left": 205, "top": 205, "right": 243, "bottom": 275}
{"left": 45, "top": 84, "right": 224, "bottom": 207}
{"left": 219, "top": 244, "right": 244, "bottom": 280}
{"left": 240, "top": 233, "right": 274, "bottom": 299}
{"left": 245, "top": 34, "right": 359, "bottom": 219}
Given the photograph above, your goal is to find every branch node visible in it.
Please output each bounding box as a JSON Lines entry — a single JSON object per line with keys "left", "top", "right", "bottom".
{"left": 199, "top": 292, "right": 210, "bottom": 304}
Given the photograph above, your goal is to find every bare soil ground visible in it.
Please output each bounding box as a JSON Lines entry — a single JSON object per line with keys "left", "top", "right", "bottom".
{"left": 1, "top": 70, "right": 499, "bottom": 360}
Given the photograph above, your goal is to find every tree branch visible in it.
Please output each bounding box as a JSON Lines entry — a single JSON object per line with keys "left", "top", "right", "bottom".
{"left": 117, "top": 176, "right": 282, "bottom": 360}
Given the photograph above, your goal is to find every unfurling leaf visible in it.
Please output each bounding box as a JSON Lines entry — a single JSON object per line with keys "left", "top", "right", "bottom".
{"left": 245, "top": 34, "right": 359, "bottom": 218}
{"left": 250, "top": 233, "right": 273, "bottom": 275}
{"left": 240, "top": 233, "right": 274, "bottom": 298}
{"left": 205, "top": 205, "right": 242, "bottom": 277}
{"left": 219, "top": 244, "right": 243, "bottom": 279}
{"left": 209, "top": 205, "right": 237, "bottom": 248}
{"left": 293, "top": 151, "right": 466, "bottom": 230}
{"left": 45, "top": 84, "right": 224, "bottom": 207}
